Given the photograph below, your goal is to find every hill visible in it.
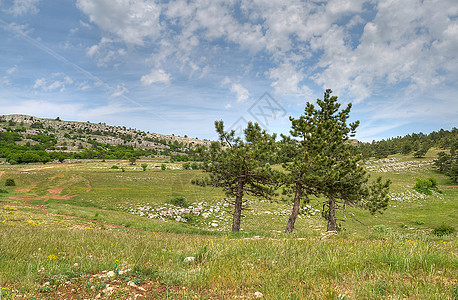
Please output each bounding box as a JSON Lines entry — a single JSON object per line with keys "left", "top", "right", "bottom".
{"left": 0, "top": 114, "right": 211, "bottom": 164}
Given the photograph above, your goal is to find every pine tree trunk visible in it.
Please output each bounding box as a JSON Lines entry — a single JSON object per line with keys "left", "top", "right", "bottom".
{"left": 326, "top": 196, "right": 337, "bottom": 232}
{"left": 232, "top": 178, "right": 244, "bottom": 232}
{"left": 285, "top": 183, "right": 302, "bottom": 233}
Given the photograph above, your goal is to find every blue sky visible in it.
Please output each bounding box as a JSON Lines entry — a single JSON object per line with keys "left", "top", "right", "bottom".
{"left": 1, "top": 0, "right": 457, "bottom": 141}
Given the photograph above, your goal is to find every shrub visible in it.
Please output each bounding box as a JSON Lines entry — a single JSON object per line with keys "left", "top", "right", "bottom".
{"left": 371, "top": 224, "right": 389, "bottom": 233}
{"left": 413, "top": 178, "right": 441, "bottom": 195}
{"left": 190, "top": 176, "right": 210, "bottom": 187}
{"left": 169, "top": 196, "right": 188, "bottom": 207}
{"left": 5, "top": 179, "right": 15, "bottom": 186}
{"left": 0, "top": 189, "right": 8, "bottom": 193}
{"left": 432, "top": 224, "right": 455, "bottom": 236}
{"left": 191, "top": 162, "right": 200, "bottom": 170}
{"left": 111, "top": 165, "right": 119, "bottom": 169}
{"left": 182, "top": 162, "right": 191, "bottom": 170}
{"left": 161, "top": 164, "right": 166, "bottom": 171}
{"left": 141, "top": 163, "right": 147, "bottom": 171}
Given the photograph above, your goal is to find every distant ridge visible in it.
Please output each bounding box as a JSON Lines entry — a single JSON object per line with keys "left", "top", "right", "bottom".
{"left": 0, "top": 114, "right": 211, "bottom": 152}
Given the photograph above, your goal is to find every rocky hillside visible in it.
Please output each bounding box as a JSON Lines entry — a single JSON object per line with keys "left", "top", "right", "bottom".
{"left": 0, "top": 114, "right": 211, "bottom": 152}
{"left": 0, "top": 114, "right": 212, "bottom": 164}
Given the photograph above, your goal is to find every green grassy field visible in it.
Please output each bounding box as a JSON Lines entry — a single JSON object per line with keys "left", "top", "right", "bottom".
{"left": 0, "top": 152, "right": 457, "bottom": 299}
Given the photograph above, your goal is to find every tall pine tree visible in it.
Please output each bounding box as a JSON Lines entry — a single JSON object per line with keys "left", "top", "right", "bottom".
{"left": 200, "top": 121, "right": 278, "bottom": 232}
{"left": 283, "top": 89, "right": 391, "bottom": 232}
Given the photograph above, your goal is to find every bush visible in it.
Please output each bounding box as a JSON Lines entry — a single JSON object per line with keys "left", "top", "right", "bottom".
{"left": 169, "top": 196, "right": 188, "bottom": 207}
{"left": 111, "top": 165, "right": 119, "bottom": 169}
{"left": 191, "top": 162, "right": 200, "bottom": 170}
{"left": 141, "top": 163, "right": 147, "bottom": 171}
{"left": 182, "top": 162, "right": 191, "bottom": 170}
{"left": 5, "top": 179, "right": 15, "bottom": 186}
{"left": 432, "top": 224, "right": 455, "bottom": 236}
{"left": 0, "top": 188, "right": 8, "bottom": 193}
{"left": 371, "top": 224, "right": 389, "bottom": 233}
{"left": 161, "top": 164, "right": 167, "bottom": 171}
{"left": 413, "top": 178, "right": 441, "bottom": 195}
{"left": 190, "top": 176, "right": 211, "bottom": 187}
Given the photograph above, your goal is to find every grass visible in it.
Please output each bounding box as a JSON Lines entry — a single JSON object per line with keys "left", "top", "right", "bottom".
{"left": 0, "top": 153, "right": 457, "bottom": 299}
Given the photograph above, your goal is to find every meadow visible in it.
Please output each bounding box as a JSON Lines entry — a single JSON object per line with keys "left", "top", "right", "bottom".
{"left": 0, "top": 150, "right": 456, "bottom": 299}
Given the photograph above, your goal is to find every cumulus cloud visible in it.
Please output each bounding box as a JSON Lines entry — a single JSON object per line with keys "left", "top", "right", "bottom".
{"left": 230, "top": 83, "right": 250, "bottom": 103}
{"left": 85, "top": 37, "right": 126, "bottom": 67}
{"left": 32, "top": 74, "right": 74, "bottom": 92}
{"left": 312, "top": 0, "right": 458, "bottom": 103}
{"left": 70, "top": 0, "right": 458, "bottom": 136}
{"left": 76, "top": 0, "right": 162, "bottom": 45}
{"left": 5, "top": 0, "right": 39, "bottom": 16}
{"left": 141, "top": 69, "right": 171, "bottom": 85}
{"left": 268, "top": 62, "right": 313, "bottom": 98}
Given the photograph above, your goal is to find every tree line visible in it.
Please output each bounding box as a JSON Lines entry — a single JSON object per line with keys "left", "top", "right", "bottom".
{"left": 354, "top": 128, "right": 457, "bottom": 159}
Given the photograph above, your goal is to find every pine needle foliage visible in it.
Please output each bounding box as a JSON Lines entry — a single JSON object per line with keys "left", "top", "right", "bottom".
{"left": 282, "top": 89, "right": 391, "bottom": 232}
{"left": 199, "top": 121, "right": 279, "bottom": 232}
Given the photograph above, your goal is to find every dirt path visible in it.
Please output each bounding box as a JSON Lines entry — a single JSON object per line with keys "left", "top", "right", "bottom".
{"left": 22, "top": 165, "right": 57, "bottom": 171}
{"left": 47, "top": 178, "right": 79, "bottom": 194}
{"left": 8, "top": 178, "right": 80, "bottom": 202}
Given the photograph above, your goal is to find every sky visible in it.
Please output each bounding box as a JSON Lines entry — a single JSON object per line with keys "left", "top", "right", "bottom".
{"left": 0, "top": 0, "right": 457, "bottom": 142}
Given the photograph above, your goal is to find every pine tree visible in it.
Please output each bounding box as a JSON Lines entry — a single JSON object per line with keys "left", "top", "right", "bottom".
{"left": 200, "top": 121, "right": 278, "bottom": 232}
{"left": 283, "top": 89, "right": 391, "bottom": 232}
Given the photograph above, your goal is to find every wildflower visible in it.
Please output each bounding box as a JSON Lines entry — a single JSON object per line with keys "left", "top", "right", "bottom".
{"left": 47, "top": 254, "right": 57, "bottom": 261}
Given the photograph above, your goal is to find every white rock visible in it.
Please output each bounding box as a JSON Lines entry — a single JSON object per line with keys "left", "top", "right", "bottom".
{"left": 254, "top": 291, "right": 263, "bottom": 298}
{"left": 184, "top": 256, "right": 195, "bottom": 262}
{"left": 106, "top": 270, "right": 116, "bottom": 278}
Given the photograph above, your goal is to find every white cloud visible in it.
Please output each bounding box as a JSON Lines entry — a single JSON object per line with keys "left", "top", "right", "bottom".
{"left": 86, "top": 44, "right": 99, "bottom": 58}
{"left": 111, "top": 84, "right": 128, "bottom": 97}
{"left": 268, "top": 62, "right": 313, "bottom": 98}
{"left": 77, "top": 81, "right": 91, "bottom": 91}
{"left": 79, "top": 20, "right": 91, "bottom": 29}
{"left": 6, "top": 66, "right": 18, "bottom": 74}
{"left": 312, "top": 0, "right": 458, "bottom": 103}
{"left": 76, "top": 0, "right": 162, "bottom": 45}
{"left": 221, "top": 77, "right": 231, "bottom": 86}
{"left": 85, "top": 37, "right": 125, "bottom": 67}
{"left": 33, "top": 78, "right": 46, "bottom": 89}
{"left": 141, "top": 69, "right": 171, "bottom": 85}
{"left": 5, "top": 22, "right": 33, "bottom": 35}
{"left": 230, "top": 83, "right": 249, "bottom": 103}
{"left": 5, "top": 0, "right": 39, "bottom": 16}
{"left": 32, "top": 74, "right": 74, "bottom": 92}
